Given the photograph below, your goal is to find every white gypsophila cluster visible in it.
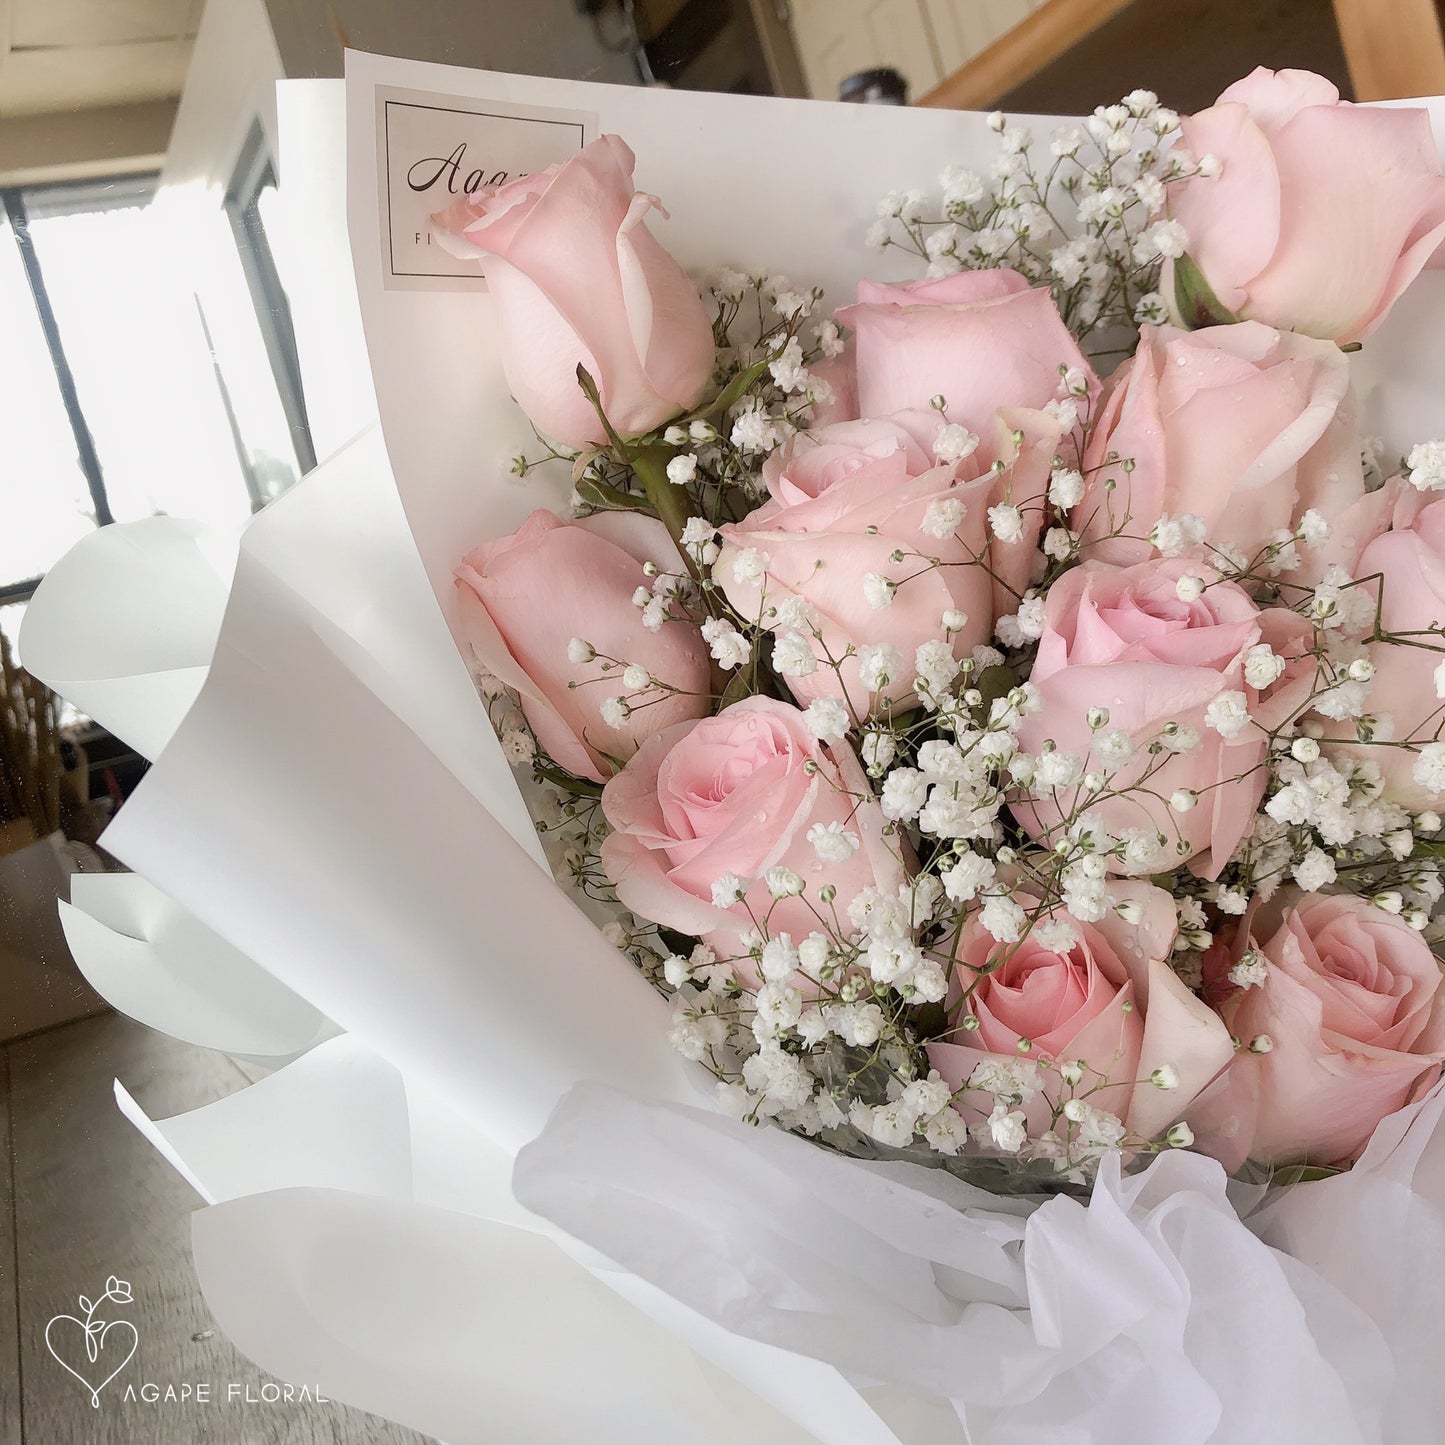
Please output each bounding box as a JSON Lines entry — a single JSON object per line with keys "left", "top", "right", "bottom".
{"left": 870, "top": 89, "right": 1220, "bottom": 339}
{"left": 1407, "top": 439, "right": 1445, "bottom": 492}
{"left": 1239, "top": 747, "right": 1437, "bottom": 922}
{"left": 705, "top": 273, "right": 843, "bottom": 490}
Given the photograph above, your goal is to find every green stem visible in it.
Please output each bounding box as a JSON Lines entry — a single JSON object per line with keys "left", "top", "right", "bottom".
{"left": 631, "top": 444, "right": 700, "bottom": 577}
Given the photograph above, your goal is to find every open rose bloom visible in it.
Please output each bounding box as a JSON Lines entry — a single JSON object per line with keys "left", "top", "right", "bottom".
{"left": 25, "top": 51, "right": 1445, "bottom": 1445}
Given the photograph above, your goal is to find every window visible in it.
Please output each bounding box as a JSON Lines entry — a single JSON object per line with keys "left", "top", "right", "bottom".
{"left": 2, "top": 157, "right": 315, "bottom": 605}
{"left": 0, "top": 190, "right": 100, "bottom": 602}
{"left": 225, "top": 124, "right": 317, "bottom": 485}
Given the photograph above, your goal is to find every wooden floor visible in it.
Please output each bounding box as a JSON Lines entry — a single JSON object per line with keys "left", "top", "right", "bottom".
{"left": 0, "top": 1010, "right": 436, "bottom": 1444}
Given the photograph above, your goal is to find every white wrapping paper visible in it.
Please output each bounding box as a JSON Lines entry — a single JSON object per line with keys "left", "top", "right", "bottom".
{"left": 189, "top": 1186, "right": 809, "bottom": 1445}
{"left": 60, "top": 872, "right": 331, "bottom": 1061}
{"left": 17, "top": 516, "right": 236, "bottom": 760}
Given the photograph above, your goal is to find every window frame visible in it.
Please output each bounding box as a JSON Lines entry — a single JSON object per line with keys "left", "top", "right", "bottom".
{"left": 223, "top": 122, "right": 316, "bottom": 486}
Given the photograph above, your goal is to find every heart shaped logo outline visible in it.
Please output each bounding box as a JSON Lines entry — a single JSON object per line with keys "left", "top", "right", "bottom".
{"left": 44, "top": 1277, "right": 138, "bottom": 1408}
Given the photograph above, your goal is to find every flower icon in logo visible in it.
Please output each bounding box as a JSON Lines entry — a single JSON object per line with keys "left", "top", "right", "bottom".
{"left": 45, "top": 1276, "right": 138, "bottom": 1407}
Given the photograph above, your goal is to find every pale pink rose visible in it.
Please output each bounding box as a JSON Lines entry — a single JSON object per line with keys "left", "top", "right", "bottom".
{"left": 1012, "top": 559, "right": 1314, "bottom": 879}
{"left": 928, "top": 881, "right": 1234, "bottom": 1142}
{"left": 432, "top": 135, "right": 714, "bottom": 448}
{"left": 1193, "top": 894, "right": 1445, "bottom": 1168}
{"left": 804, "top": 348, "right": 858, "bottom": 429}
{"left": 1289, "top": 474, "right": 1408, "bottom": 588}
{"left": 1322, "top": 490, "right": 1445, "bottom": 809}
{"left": 1166, "top": 67, "right": 1445, "bottom": 343}
{"left": 1072, "top": 322, "right": 1362, "bottom": 567}
{"left": 715, "top": 409, "right": 1061, "bottom": 714}
{"left": 835, "top": 270, "right": 1096, "bottom": 449}
{"left": 456, "top": 509, "right": 709, "bottom": 785}
{"left": 599, "top": 697, "right": 905, "bottom": 973}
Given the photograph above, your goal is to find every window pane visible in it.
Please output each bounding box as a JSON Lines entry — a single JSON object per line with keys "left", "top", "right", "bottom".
{"left": 1, "top": 601, "right": 25, "bottom": 656}
{"left": 195, "top": 197, "right": 306, "bottom": 506}
{"left": 0, "top": 213, "right": 96, "bottom": 587}
{"left": 25, "top": 196, "right": 257, "bottom": 531}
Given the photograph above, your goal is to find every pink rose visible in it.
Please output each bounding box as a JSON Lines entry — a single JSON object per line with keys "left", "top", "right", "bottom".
{"left": 456, "top": 509, "right": 709, "bottom": 784}
{"left": 715, "top": 409, "right": 1060, "bottom": 713}
{"left": 1193, "top": 895, "right": 1445, "bottom": 1168}
{"left": 835, "top": 270, "right": 1096, "bottom": 446}
{"left": 928, "top": 881, "right": 1234, "bottom": 1142}
{"left": 804, "top": 347, "right": 858, "bottom": 429}
{"left": 599, "top": 697, "right": 904, "bottom": 972}
{"left": 1166, "top": 67, "right": 1445, "bottom": 343}
{"left": 432, "top": 135, "right": 714, "bottom": 448}
{"left": 1322, "top": 491, "right": 1445, "bottom": 809}
{"left": 1072, "top": 322, "right": 1362, "bottom": 567}
{"left": 1012, "top": 559, "right": 1314, "bottom": 879}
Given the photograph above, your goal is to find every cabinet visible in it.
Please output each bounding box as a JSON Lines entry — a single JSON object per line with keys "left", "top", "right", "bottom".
{"left": 924, "top": 0, "right": 1044, "bottom": 80}
{"left": 789, "top": 0, "right": 941, "bottom": 100}
{"left": 788, "top": 0, "right": 1045, "bottom": 102}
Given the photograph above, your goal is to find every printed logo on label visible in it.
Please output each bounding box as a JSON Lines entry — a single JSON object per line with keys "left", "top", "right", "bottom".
{"left": 376, "top": 86, "right": 598, "bottom": 291}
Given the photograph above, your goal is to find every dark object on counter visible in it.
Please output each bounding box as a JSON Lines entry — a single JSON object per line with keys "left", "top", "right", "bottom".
{"left": 839, "top": 67, "right": 908, "bottom": 104}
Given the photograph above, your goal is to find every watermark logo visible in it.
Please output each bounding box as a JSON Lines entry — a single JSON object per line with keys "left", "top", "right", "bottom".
{"left": 45, "top": 1276, "right": 137, "bottom": 1408}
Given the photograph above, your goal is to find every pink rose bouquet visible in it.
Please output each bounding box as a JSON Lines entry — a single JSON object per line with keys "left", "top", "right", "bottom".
{"left": 435, "top": 86, "right": 1445, "bottom": 1190}
{"left": 37, "top": 55, "right": 1445, "bottom": 1445}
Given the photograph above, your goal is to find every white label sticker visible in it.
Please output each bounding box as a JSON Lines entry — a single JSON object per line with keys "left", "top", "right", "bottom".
{"left": 375, "top": 87, "right": 597, "bottom": 291}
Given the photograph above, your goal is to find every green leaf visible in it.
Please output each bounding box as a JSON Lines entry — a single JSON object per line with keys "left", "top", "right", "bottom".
{"left": 910, "top": 1001, "right": 950, "bottom": 1042}
{"left": 713, "top": 636, "right": 791, "bottom": 710}
{"left": 575, "top": 364, "right": 631, "bottom": 455}
{"left": 533, "top": 762, "right": 604, "bottom": 798}
{"left": 1172, "top": 252, "right": 1239, "bottom": 330}
{"left": 974, "top": 663, "right": 1018, "bottom": 714}
{"left": 671, "top": 354, "right": 776, "bottom": 428}
{"left": 1268, "top": 1162, "right": 1342, "bottom": 1187}
{"left": 718, "top": 664, "right": 756, "bottom": 711}
{"left": 574, "top": 476, "right": 652, "bottom": 513}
